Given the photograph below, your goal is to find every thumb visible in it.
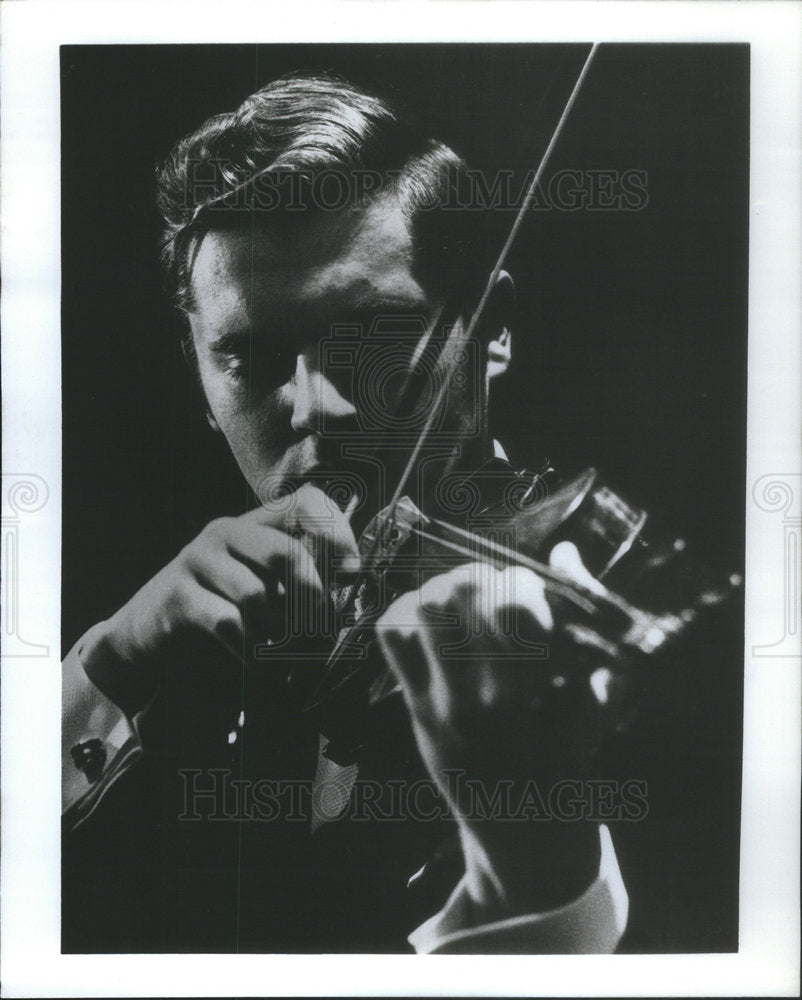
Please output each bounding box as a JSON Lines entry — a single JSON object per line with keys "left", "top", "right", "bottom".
{"left": 257, "top": 482, "right": 361, "bottom": 578}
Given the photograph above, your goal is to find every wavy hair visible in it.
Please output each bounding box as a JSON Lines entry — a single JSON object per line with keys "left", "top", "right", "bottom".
{"left": 156, "top": 72, "right": 489, "bottom": 315}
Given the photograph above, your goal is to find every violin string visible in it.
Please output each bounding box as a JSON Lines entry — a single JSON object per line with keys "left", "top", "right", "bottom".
{"left": 403, "top": 523, "right": 600, "bottom": 617}
{"left": 386, "top": 522, "right": 671, "bottom": 659}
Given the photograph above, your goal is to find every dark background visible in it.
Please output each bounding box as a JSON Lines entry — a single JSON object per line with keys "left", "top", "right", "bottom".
{"left": 61, "top": 44, "right": 748, "bottom": 953}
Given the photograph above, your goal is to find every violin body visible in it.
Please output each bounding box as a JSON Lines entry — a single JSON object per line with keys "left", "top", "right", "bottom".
{"left": 305, "top": 462, "right": 741, "bottom": 764}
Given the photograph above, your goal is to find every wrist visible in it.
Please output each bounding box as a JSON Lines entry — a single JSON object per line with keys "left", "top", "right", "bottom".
{"left": 80, "top": 613, "right": 159, "bottom": 718}
{"left": 459, "top": 819, "right": 602, "bottom": 920}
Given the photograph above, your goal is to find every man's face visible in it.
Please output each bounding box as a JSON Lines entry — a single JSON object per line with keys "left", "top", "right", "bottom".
{"left": 188, "top": 194, "right": 483, "bottom": 517}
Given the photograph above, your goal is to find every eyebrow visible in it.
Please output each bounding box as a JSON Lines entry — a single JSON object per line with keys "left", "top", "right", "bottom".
{"left": 207, "top": 295, "right": 435, "bottom": 354}
{"left": 208, "top": 331, "right": 259, "bottom": 354}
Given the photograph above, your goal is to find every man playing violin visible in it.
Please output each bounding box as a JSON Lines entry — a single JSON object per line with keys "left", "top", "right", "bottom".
{"left": 62, "top": 71, "right": 632, "bottom": 954}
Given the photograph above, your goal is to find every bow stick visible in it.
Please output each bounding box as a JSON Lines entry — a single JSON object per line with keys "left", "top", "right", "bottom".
{"left": 323, "top": 44, "right": 601, "bottom": 673}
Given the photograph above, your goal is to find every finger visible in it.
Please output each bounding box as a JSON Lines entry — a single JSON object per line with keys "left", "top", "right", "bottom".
{"left": 423, "top": 564, "right": 554, "bottom": 714}
{"left": 189, "top": 585, "right": 245, "bottom": 661}
{"left": 497, "top": 565, "right": 554, "bottom": 633}
{"left": 224, "top": 521, "right": 327, "bottom": 616}
{"left": 377, "top": 590, "right": 441, "bottom": 698}
{"left": 426, "top": 564, "right": 510, "bottom": 712}
{"left": 379, "top": 566, "right": 496, "bottom": 725}
{"left": 188, "top": 551, "right": 275, "bottom": 633}
{"left": 293, "top": 482, "right": 361, "bottom": 566}
{"left": 549, "top": 541, "right": 604, "bottom": 595}
{"left": 253, "top": 483, "right": 361, "bottom": 578}
{"left": 416, "top": 562, "right": 517, "bottom": 657}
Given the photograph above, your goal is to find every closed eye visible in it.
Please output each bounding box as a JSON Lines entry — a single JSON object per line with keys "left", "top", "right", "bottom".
{"left": 208, "top": 325, "right": 294, "bottom": 382}
{"left": 221, "top": 346, "right": 297, "bottom": 389}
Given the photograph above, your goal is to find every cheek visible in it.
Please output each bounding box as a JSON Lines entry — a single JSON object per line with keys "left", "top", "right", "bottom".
{"left": 200, "top": 369, "right": 293, "bottom": 464}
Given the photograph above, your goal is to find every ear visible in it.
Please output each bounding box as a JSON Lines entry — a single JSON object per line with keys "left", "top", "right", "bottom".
{"left": 180, "top": 334, "right": 221, "bottom": 433}
{"left": 484, "top": 270, "right": 514, "bottom": 383}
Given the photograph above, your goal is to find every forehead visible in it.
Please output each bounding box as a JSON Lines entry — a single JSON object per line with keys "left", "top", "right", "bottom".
{"left": 188, "top": 194, "right": 433, "bottom": 335}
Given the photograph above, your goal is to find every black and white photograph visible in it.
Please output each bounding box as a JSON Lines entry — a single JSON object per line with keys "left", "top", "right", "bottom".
{"left": 1, "top": 1, "right": 800, "bottom": 996}
{"left": 59, "top": 40, "right": 748, "bottom": 957}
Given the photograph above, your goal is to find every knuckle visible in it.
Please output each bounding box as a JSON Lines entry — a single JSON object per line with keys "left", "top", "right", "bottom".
{"left": 260, "top": 484, "right": 330, "bottom": 533}
{"left": 245, "top": 525, "right": 292, "bottom": 573}
{"left": 214, "top": 611, "right": 240, "bottom": 639}
{"left": 499, "top": 565, "right": 551, "bottom": 623}
{"left": 420, "top": 564, "right": 476, "bottom": 610}
{"left": 208, "top": 606, "right": 241, "bottom": 642}
{"left": 377, "top": 592, "right": 421, "bottom": 641}
{"left": 190, "top": 518, "right": 234, "bottom": 560}
{"left": 294, "top": 482, "right": 332, "bottom": 517}
{"left": 179, "top": 545, "right": 203, "bottom": 577}
{"left": 449, "top": 563, "right": 501, "bottom": 627}
{"left": 204, "top": 516, "right": 233, "bottom": 539}
{"left": 158, "top": 576, "right": 203, "bottom": 639}
{"left": 241, "top": 577, "right": 267, "bottom": 605}
{"left": 159, "top": 585, "right": 186, "bottom": 637}
{"left": 166, "top": 577, "right": 188, "bottom": 615}
{"left": 281, "top": 536, "right": 317, "bottom": 584}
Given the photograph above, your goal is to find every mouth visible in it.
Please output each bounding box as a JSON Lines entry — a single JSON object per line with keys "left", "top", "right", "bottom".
{"left": 254, "top": 439, "right": 389, "bottom": 522}
{"left": 265, "top": 455, "right": 367, "bottom": 514}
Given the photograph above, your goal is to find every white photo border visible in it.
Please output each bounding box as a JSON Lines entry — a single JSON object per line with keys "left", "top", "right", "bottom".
{"left": 1, "top": 1, "right": 800, "bottom": 996}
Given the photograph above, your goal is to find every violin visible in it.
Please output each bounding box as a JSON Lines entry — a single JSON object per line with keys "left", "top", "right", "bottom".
{"left": 303, "top": 460, "right": 741, "bottom": 764}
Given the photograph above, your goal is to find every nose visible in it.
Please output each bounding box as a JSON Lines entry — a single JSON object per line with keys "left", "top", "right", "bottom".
{"left": 290, "top": 350, "right": 357, "bottom": 436}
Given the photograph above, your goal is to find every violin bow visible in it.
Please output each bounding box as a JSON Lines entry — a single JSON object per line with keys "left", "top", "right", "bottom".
{"left": 385, "top": 42, "right": 600, "bottom": 519}
{"left": 324, "top": 44, "right": 601, "bottom": 668}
